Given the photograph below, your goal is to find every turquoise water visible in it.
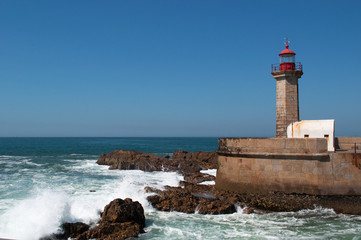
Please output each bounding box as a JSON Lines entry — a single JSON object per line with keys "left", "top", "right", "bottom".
{"left": 1, "top": 137, "right": 361, "bottom": 240}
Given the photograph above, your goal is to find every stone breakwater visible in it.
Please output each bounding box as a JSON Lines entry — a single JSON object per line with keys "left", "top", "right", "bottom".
{"left": 99, "top": 149, "right": 361, "bottom": 216}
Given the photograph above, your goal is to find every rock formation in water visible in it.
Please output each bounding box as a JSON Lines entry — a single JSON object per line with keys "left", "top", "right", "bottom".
{"left": 145, "top": 182, "right": 319, "bottom": 214}
{"left": 44, "top": 198, "right": 145, "bottom": 240}
{"left": 77, "top": 198, "right": 145, "bottom": 240}
{"left": 145, "top": 182, "right": 236, "bottom": 214}
{"left": 97, "top": 150, "right": 217, "bottom": 177}
{"left": 145, "top": 181, "right": 361, "bottom": 215}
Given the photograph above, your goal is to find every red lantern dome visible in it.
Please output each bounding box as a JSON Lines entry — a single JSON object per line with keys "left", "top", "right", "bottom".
{"left": 271, "top": 40, "right": 302, "bottom": 73}
{"left": 279, "top": 44, "right": 295, "bottom": 56}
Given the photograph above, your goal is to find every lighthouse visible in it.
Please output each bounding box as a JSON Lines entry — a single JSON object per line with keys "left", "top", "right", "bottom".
{"left": 271, "top": 40, "right": 303, "bottom": 138}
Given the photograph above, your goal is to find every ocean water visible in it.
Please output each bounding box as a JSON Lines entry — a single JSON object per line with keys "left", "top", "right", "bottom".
{"left": 1, "top": 138, "right": 361, "bottom": 240}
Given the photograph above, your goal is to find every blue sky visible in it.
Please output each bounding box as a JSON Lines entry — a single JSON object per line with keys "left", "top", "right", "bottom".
{"left": 1, "top": 0, "right": 360, "bottom": 137}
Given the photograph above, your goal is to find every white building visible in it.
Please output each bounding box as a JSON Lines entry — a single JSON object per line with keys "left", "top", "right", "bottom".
{"left": 287, "top": 120, "right": 335, "bottom": 151}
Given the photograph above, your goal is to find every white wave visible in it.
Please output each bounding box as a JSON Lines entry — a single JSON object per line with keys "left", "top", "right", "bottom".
{"left": 0, "top": 165, "right": 185, "bottom": 240}
{"left": 0, "top": 190, "right": 71, "bottom": 240}
{"left": 200, "top": 169, "right": 217, "bottom": 177}
{"left": 70, "top": 159, "right": 100, "bottom": 170}
{"left": 63, "top": 159, "right": 81, "bottom": 162}
{"left": 198, "top": 180, "right": 215, "bottom": 185}
{"left": 273, "top": 205, "right": 336, "bottom": 217}
{"left": 235, "top": 204, "right": 249, "bottom": 214}
{"left": 23, "top": 159, "right": 43, "bottom": 167}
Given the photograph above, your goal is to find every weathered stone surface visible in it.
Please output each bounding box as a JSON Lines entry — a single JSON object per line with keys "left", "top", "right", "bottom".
{"left": 77, "top": 222, "right": 141, "bottom": 240}
{"left": 45, "top": 198, "right": 145, "bottom": 240}
{"left": 146, "top": 183, "right": 236, "bottom": 214}
{"left": 101, "top": 198, "right": 145, "bottom": 229}
{"left": 60, "top": 222, "right": 90, "bottom": 238}
{"left": 183, "top": 172, "right": 215, "bottom": 184}
{"left": 40, "top": 222, "right": 90, "bottom": 240}
{"left": 272, "top": 71, "right": 302, "bottom": 138}
{"left": 216, "top": 144, "right": 361, "bottom": 196}
{"left": 97, "top": 150, "right": 164, "bottom": 171}
{"left": 97, "top": 150, "right": 217, "bottom": 176}
{"left": 146, "top": 181, "right": 361, "bottom": 215}
{"left": 172, "top": 150, "right": 218, "bottom": 171}
{"left": 77, "top": 198, "right": 145, "bottom": 240}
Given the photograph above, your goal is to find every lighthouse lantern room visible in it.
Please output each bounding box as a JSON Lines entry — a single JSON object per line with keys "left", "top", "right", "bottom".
{"left": 279, "top": 44, "right": 296, "bottom": 70}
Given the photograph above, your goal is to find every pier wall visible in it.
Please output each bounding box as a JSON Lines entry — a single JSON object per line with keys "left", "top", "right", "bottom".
{"left": 335, "top": 137, "right": 361, "bottom": 150}
{"left": 216, "top": 138, "right": 361, "bottom": 195}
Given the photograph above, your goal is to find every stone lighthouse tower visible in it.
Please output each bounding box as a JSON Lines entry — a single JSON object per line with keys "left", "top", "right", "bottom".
{"left": 271, "top": 41, "right": 303, "bottom": 138}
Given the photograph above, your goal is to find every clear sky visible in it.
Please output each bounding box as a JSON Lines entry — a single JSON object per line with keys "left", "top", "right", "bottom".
{"left": 1, "top": 0, "right": 360, "bottom": 137}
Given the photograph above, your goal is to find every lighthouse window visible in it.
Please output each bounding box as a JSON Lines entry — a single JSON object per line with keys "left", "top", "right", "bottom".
{"left": 281, "top": 55, "right": 295, "bottom": 63}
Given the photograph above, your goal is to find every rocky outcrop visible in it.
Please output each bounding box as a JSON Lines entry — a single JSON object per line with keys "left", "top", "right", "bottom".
{"left": 100, "top": 198, "right": 145, "bottom": 229}
{"left": 40, "top": 222, "right": 90, "bottom": 240}
{"left": 77, "top": 198, "right": 145, "bottom": 240}
{"left": 60, "top": 222, "right": 90, "bottom": 239}
{"left": 183, "top": 172, "right": 215, "bottom": 184}
{"left": 145, "top": 182, "right": 336, "bottom": 214}
{"left": 45, "top": 198, "right": 145, "bottom": 240}
{"left": 97, "top": 150, "right": 217, "bottom": 176}
{"left": 172, "top": 150, "right": 218, "bottom": 170}
{"left": 97, "top": 150, "right": 164, "bottom": 171}
{"left": 145, "top": 183, "right": 236, "bottom": 214}
{"left": 146, "top": 180, "right": 361, "bottom": 215}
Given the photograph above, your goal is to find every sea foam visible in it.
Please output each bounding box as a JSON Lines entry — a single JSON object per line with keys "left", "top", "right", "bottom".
{"left": 0, "top": 190, "right": 71, "bottom": 240}
{"left": 0, "top": 158, "right": 184, "bottom": 240}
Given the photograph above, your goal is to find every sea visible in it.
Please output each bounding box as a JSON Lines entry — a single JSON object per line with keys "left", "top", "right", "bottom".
{"left": 1, "top": 137, "right": 361, "bottom": 240}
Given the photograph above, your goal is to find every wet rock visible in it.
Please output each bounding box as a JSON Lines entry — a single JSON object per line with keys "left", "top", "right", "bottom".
{"left": 77, "top": 198, "right": 145, "bottom": 240}
{"left": 101, "top": 198, "right": 145, "bottom": 229}
{"left": 77, "top": 222, "right": 141, "bottom": 240}
{"left": 97, "top": 150, "right": 217, "bottom": 175}
{"left": 238, "top": 192, "right": 318, "bottom": 212}
{"left": 97, "top": 150, "right": 164, "bottom": 171}
{"left": 172, "top": 150, "right": 218, "bottom": 170}
{"left": 59, "top": 222, "right": 90, "bottom": 239}
{"left": 145, "top": 182, "right": 335, "bottom": 215}
{"left": 45, "top": 198, "right": 145, "bottom": 240}
{"left": 318, "top": 195, "right": 361, "bottom": 215}
{"left": 40, "top": 222, "right": 90, "bottom": 240}
{"left": 196, "top": 198, "right": 236, "bottom": 214}
{"left": 183, "top": 172, "right": 215, "bottom": 184}
{"left": 146, "top": 183, "right": 237, "bottom": 214}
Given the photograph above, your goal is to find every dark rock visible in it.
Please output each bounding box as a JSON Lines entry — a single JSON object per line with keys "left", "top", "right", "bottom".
{"left": 145, "top": 182, "right": 341, "bottom": 215}
{"left": 59, "top": 222, "right": 90, "bottom": 238}
{"left": 45, "top": 198, "right": 145, "bottom": 240}
{"left": 77, "top": 222, "right": 141, "bottom": 240}
{"left": 40, "top": 222, "right": 90, "bottom": 240}
{"left": 318, "top": 195, "right": 361, "bottom": 215}
{"left": 146, "top": 183, "right": 237, "bottom": 214}
{"left": 77, "top": 198, "right": 145, "bottom": 240}
{"left": 97, "top": 150, "right": 164, "bottom": 172}
{"left": 97, "top": 150, "right": 217, "bottom": 176}
{"left": 101, "top": 198, "right": 145, "bottom": 229}
{"left": 172, "top": 151, "right": 218, "bottom": 170}
{"left": 183, "top": 172, "right": 215, "bottom": 184}
{"left": 196, "top": 198, "right": 236, "bottom": 214}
